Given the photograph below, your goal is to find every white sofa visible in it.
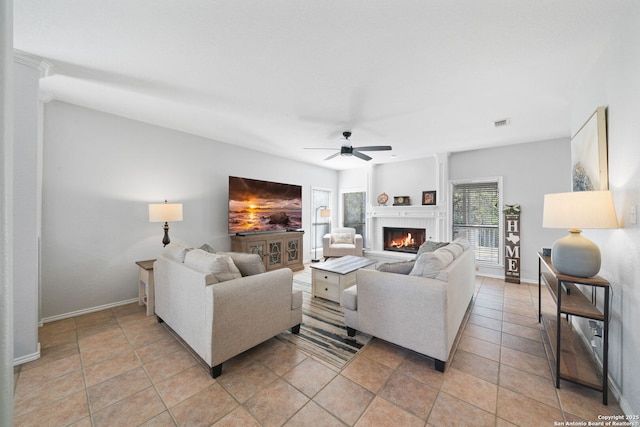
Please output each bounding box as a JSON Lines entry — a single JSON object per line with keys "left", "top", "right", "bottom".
{"left": 154, "top": 244, "right": 302, "bottom": 377}
{"left": 322, "top": 227, "right": 364, "bottom": 259}
{"left": 342, "top": 240, "right": 475, "bottom": 372}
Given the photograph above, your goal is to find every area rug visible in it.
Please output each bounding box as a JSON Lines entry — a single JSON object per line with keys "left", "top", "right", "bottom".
{"left": 276, "top": 269, "right": 371, "bottom": 370}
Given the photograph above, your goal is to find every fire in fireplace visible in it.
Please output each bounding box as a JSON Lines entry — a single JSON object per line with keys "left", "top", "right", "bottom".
{"left": 383, "top": 227, "right": 427, "bottom": 254}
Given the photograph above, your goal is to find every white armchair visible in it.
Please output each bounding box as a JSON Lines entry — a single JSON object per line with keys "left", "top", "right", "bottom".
{"left": 322, "top": 227, "right": 363, "bottom": 259}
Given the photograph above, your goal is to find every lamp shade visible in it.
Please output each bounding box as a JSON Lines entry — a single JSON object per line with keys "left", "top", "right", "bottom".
{"left": 542, "top": 191, "right": 618, "bottom": 277}
{"left": 149, "top": 202, "right": 183, "bottom": 223}
{"left": 542, "top": 191, "right": 618, "bottom": 230}
{"left": 319, "top": 208, "right": 331, "bottom": 218}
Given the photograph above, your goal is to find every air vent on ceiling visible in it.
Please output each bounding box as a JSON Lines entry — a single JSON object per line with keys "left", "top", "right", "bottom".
{"left": 493, "top": 118, "right": 511, "bottom": 127}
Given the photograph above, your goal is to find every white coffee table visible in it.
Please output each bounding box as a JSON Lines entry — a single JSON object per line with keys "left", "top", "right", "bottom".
{"left": 310, "top": 255, "right": 376, "bottom": 303}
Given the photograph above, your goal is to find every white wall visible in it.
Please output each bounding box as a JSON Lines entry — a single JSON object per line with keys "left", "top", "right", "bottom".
{"left": 371, "top": 156, "right": 438, "bottom": 205}
{"left": 13, "top": 55, "right": 43, "bottom": 363}
{"left": 569, "top": 2, "right": 640, "bottom": 415}
{"left": 1, "top": 0, "right": 15, "bottom": 421}
{"left": 41, "top": 101, "right": 337, "bottom": 319}
{"left": 449, "top": 138, "right": 571, "bottom": 281}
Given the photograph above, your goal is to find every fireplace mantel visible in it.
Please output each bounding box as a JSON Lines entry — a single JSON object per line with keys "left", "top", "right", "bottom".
{"left": 370, "top": 205, "right": 446, "bottom": 219}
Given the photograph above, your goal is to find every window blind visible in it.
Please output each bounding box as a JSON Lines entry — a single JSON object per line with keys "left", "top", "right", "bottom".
{"left": 452, "top": 181, "right": 500, "bottom": 263}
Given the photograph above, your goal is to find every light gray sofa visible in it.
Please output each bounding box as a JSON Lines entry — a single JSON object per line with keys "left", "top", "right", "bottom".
{"left": 342, "top": 239, "right": 475, "bottom": 372}
{"left": 154, "top": 244, "right": 302, "bottom": 377}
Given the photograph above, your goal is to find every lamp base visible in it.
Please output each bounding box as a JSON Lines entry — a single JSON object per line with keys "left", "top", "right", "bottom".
{"left": 162, "top": 222, "right": 171, "bottom": 247}
{"left": 551, "top": 229, "right": 601, "bottom": 277}
{"left": 311, "top": 259, "right": 321, "bottom": 263}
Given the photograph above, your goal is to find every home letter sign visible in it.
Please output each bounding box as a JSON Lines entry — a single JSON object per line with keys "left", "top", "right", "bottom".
{"left": 503, "top": 205, "right": 521, "bottom": 284}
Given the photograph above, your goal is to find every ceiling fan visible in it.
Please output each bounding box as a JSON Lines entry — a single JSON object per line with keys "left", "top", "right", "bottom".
{"left": 306, "top": 131, "right": 392, "bottom": 161}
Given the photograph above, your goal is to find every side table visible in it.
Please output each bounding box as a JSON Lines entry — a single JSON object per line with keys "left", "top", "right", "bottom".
{"left": 136, "top": 259, "right": 156, "bottom": 316}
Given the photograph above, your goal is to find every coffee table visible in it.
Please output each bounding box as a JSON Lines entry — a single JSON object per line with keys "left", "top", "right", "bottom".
{"left": 310, "top": 255, "right": 376, "bottom": 303}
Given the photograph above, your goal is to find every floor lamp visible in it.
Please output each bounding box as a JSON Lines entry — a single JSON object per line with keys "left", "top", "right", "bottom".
{"left": 312, "top": 206, "right": 330, "bottom": 262}
{"left": 149, "top": 200, "right": 183, "bottom": 246}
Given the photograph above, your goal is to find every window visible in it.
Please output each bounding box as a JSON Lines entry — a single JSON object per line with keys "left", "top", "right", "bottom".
{"left": 452, "top": 179, "right": 502, "bottom": 265}
{"left": 311, "top": 187, "right": 331, "bottom": 251}
{"left": 342, "top": 191, "right": 366, "bottom": 247}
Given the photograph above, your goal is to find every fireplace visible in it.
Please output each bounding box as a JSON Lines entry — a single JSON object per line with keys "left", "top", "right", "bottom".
{"left": 383, "top": 227, "right": 426, "bottom": 254}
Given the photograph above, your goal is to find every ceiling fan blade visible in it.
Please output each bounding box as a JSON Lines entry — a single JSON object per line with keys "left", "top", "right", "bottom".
{"left": 324, "top": 152, "right": 341, "bottom": 161}
{"left": 304, "top": 147, "right": 339, "bottom": 150}
{"left": 353, "top": 145, "right": 392, "bottom": 152}
{"left": 352, "top": 151, "right": 372, "bottom": 161}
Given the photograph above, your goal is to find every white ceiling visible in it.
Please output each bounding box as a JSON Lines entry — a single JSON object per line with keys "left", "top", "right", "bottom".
{"left": 14, "top": 1, "right": 628, "bottom": 170}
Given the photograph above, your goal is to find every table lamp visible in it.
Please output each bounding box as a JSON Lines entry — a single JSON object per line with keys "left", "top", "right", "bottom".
{"left": 149, "top": 200, "right": 183, "bottom": 246}
{"left": 542, "top": 191, "right": 618, "bottom": 277}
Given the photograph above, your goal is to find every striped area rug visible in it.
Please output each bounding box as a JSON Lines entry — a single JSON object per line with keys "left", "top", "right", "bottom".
{"left": 277, "top": 268, "right": 371, "bottom": 369}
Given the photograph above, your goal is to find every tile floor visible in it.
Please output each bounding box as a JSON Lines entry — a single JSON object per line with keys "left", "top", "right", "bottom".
{"left": 13, "top": 270, "right": 624, "bottom": 426}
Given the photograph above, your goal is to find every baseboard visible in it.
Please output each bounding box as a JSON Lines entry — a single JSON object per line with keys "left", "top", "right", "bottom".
{"left": 41, "top": 298, "right": 139, "bottom": 324}
{"left": 14, "top": 342, "right": 40, "bottom": 366}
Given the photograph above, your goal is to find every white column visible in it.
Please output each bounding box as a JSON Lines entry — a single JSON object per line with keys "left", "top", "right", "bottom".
{"left": 0, "top": 0, "right": 15, "bottom": 423}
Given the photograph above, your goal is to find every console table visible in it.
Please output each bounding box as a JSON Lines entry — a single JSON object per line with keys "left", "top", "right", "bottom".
{"left": 537, "top": 253, "right": 610, "bottom": 404}
{"left": 230, "top": 231, "right": 304, "bottom": 272}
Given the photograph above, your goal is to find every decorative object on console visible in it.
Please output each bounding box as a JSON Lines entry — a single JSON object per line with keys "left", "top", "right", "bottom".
{"left": 542, "top": 191, "right": 618, "bottom": 277}
{"left": 393, "top": 196, "right": 410, "bottom": 206}
{"left": 377, "top": 192, "right": 389, "bottom": 206}
{"left": 571, "top": 106, "right": 608, "bottom": 191}
{"left": 503, "top": 204, "right": 521, "bottom": 284}
{"left": 422, "top": 191, "right": 436, "bottom": 206}
{"left": 312, "top": 206, "right": 331, "bottom": 262}
{"left": 148, "top": 200, "right": 183, "bottom": 246}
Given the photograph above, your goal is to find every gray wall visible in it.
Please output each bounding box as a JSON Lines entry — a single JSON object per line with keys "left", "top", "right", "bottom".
{"left": 41, "top": 101, "right": 337, "bottom": 319}
{"left": 568, "top": 2, "right": 640, "bottom": 415}
{"left": 449, "top": 138, "right": 571, "bottom": 281}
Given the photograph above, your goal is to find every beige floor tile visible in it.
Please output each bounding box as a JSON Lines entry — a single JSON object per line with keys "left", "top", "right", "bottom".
{"left": 112, "top": 302, "right": 146, "bottom": 318}
{"left": 218, "top": 360, "right": 278, "bottom": 403}
{"left": 87, "top": 366, "right": 152, "bottom": 412}
{"left": 144, "top": 348, "right": 198, "bottom": 383}
{"left": 463, "top": 323, "right": 502, "bottom": 345}
{"left": 244, "top": 379, "right": 309, "bottom": 426}
{"left": 497, "top": 386, "right": 564, "bottom": 426}
{"left": 450, "top": 349, "right": 499, "bottom": 384}
{"left": 39, "top": 328, "right": 78, "bottom": 349}
{"left": 379, "top": 371, "right": 438, "bottom": 419}
{"left": 457, "top": 334, "right": 501, "bottom": 362}
{"left": 341, "top": 354, "right": 394, "bottom": 393}
{"left": 92, "top": 387, "right": 166, "bottom": 427}
{"left": 441, "top": 367, "right": 497, "bottom": 413}
{"left": 428, "top": 391, "right": 495, "bottom": 427}
{"left": 472, "top": 305, "right": 503, "bottom": 321}
{"left": 396, "top": 352, "right": 445, "bottom": 388}
{"left": 502, "top": 320, "right": 543, "bottom": 342}
{"left": 39, "top": 317, "right": 76, "bottom": 336}
{"left": 557, "top": 381, "right": 624, "bottom": 421}
{"left": 170, "top": 383, "right": 238, "bottom": 426}
{"left": 21, "top": 341, "right": 79, "bottom": 372}
{"left": 356, "top": 396, "right": 424, "bottom": 427}
{"left": 125, "top": 322, "right": 174, "bottom": 348}
{"left": 15, "top": 353, "right": 82, "bottom": 391}
{"left": 502, "top": 310, "right": 540, "bottom": 326}
{"left": 359, "top": 339, "right": 409, "bottom": 369}
{"left": 503, "top": 296, "right": 534, "bottom": 309}
{"left": 283, "top": 401, "right": 344, "bottom": 427}
{"left": 80, "top": 336, "right": 132, "bottom": 366}
{"left": 136, "top": 334, "right": 184, "bottom": 364}
{"left": 500, "top": 347, "right": 552, "bottom": 379}
{"left": 78, "top": 327, "right": 128, "bottom": 352}
{"left": 473, "top": 297, "right": 504, "bottom": 311}
{"left": 282, "top": 357, "right": 337, "bottom": 398}
{"left": 501, "top": 332, "right": 546, "bottom": 358}
{"left": 14, "top": 370, "right": 85, "bottom": 417}
{"left": 213, "top": 406, "right": 261, "bottom": 426}
{"left": 74, "top": 309, "right": 115, "bottom": 329}
{"left": 76, "top": 318, "right": 120, "bottom": 339}
{"left": 138, "top": 410, "right": 177, "bottom": 427}
{"left": 468, "top": 313, "right": 503, "bottom": 331}
{"left": 155, "top": 364, "right": 216, "bottom": 407}
{"left": 314, "top": 375, "right": 375, "bottom": 425}
{"left": 14, "top": 389, "right": 89, "bottom": 427}
{"left": 259, "top": 342, "right": 307, "bottom": 376}
{"left": 83, "top": 350, "right": 141, "bottom": 387}
{"left": 498, "top": 364, "right": 560, "bottom": 409}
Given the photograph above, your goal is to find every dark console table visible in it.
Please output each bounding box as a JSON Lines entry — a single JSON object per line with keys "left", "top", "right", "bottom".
{"left": 538, "top": 252, "right": 610, "bottom": 404}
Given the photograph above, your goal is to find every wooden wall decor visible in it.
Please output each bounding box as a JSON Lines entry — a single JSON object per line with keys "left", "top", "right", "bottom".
{"left": 503, "top": 204, "right": 521, "bottom": 284}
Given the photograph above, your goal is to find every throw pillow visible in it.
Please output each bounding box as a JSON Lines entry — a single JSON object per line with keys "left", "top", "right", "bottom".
{"left": 218, "top": 252, "right": 266, "bottom": 276}
{"left": 183, "top": 249, "right": 242, "bottom": 282}
{"left": 332, "top": 233, "right": 353, "bottom": 244}
{"left": 438, "top": 243, "right": 463, "bottom": 259}
{"left": 377, "top": 260, "right": 416, "bottom": 275}
{"left": 452, "top": 237, "right": 471, "bottom": 250}
{"left": 162, "top": 243, "right": 191, "bottom": 263}
{"left": 199, "top": 243, "right": 215, "bottom": 253}
{"left": 409, "top": 250, "right": 454, "bottom": 278}
{"left": 415, "top": 240, "right": 449, "bottom": 258}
